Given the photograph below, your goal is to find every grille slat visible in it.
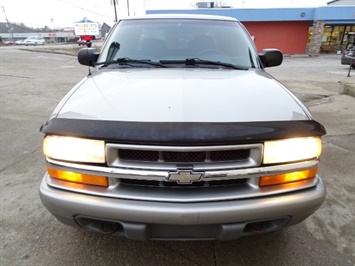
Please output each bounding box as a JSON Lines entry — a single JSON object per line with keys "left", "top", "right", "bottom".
{"left": 210, "top": 149, "right": 250, "bottom": 162}
{"left": 119, "top": 149, "right": 159, "bottom": 162}
{"left": 163, "top": 151, "right": 206, "bottom": 162}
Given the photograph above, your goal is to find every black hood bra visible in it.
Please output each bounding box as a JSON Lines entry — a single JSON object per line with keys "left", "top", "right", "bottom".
{"left": 41, "top": 118, "right": 326, "bottom": 145}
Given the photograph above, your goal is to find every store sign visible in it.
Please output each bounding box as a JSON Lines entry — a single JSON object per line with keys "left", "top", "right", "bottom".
{"left": 74, "top": 22, "right": 99, "bottom": 35}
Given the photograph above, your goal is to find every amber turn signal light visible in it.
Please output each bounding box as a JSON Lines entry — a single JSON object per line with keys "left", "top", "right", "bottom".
{"left": 259, "top": 167, "right": 318, "bottom": 187}
{"left": 47, "top": 167, "right": 108, "bottom": 187}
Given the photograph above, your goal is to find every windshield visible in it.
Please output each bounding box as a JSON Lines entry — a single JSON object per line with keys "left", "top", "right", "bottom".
{"left": 98, "top": 18, "right": 261, "bottom": 69}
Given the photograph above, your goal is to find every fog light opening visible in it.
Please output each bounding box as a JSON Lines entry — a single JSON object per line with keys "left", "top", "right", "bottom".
{"left": 75, "top": 216, "right": 124, "bottom": 235}
{"left": 243, "top": 218, "right": 290, "bottom": 234}
{"left": 244, "top": 221, "right": 270, "bottom": 234}
{"left": 100, "top": 222, "right": 121, "bottom": 235}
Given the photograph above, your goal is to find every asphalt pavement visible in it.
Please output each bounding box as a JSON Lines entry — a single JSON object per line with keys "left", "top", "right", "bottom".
{"left": 0, "top": 46, "right": 354, "bottom": 266}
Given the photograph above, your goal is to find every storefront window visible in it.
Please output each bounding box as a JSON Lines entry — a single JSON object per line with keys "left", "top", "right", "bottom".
{"left": 348, "top": 35, "right": 355, "bottom": 49}
{"left": 322, "top": 26, "right": 332, "bottom": 45}
{"left": 322, "top": 26, "right": 345, "bottom": 45}
{"left": 321, "top": 25, "right": 355, "bottom": 47}
{"left": 308, "top": 24, "right": 355, "bottom": 52}
{"left": 332, "top": 26, "right": 344, "bottom": 45}
{"left": 307, "top": 27, "right": 313, "bottom": 43}
{"left": 343, "top": 26, "right": 355, "bottom": 48}
{"left": 343, "top": 34, "right": 348, "bottom": 45}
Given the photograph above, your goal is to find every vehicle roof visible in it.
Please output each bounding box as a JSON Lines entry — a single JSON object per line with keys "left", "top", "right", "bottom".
{"left": 120, "top": 14, "right": 238, "bottom": 22}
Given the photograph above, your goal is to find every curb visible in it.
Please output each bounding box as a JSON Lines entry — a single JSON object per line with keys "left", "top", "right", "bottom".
{"left": 340, "top": 78, "right": 355, "bottom": 97}
{"left": 19, "top": 48, "right": 77, "bottom": 56}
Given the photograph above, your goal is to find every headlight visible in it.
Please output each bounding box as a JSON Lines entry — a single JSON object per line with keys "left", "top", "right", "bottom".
{"left": 263, "top": 137, "right": 322, "bottom": 164}
{"left": 43, "top": 136, "right": 105, "bottom": 163}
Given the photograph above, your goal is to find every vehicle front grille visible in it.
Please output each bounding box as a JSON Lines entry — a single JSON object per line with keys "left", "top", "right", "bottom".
{"left": 118, "top": 149, "right": 250, "bottom": 163}
{"left": 106, "top": 143, "right": 262, "bottom": 171}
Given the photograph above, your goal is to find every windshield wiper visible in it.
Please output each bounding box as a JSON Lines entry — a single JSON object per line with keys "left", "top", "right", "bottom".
{"left": 96, "top": 57, "right": 169, "bottom": 68}
{"left": 160, "top": 58, "right": 249, "bottom": 70}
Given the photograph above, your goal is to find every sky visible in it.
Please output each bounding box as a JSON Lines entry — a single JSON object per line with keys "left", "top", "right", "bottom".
{"left": 0, "top": 0, "right": 329, "bottom": 29}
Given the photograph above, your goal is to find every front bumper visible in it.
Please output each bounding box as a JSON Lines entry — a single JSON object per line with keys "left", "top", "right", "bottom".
{"left": 39, "top": 174, "right": 326, "bottom": 240}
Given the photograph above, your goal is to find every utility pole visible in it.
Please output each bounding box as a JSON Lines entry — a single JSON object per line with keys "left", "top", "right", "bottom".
{"left": 1, "top": 6, "right": 15, "bottom": 41}
{"left": 50, "top": 18, "right": 55, "bottom": 30}
{"left": 112, "top": 0, "right": 118, "bottom": 22}
{"left": 127, "top": 0, "right": 130, "bottom": 16}
{"left": 50, "top": 18, "right": 57, "bottom": 43}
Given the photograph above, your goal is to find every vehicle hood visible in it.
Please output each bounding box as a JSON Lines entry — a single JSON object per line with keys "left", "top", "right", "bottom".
{"left": 57, "top": 68, "right": 310, "bottom": 122}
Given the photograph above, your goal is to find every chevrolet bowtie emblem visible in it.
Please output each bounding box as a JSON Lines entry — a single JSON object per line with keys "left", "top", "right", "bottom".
{"left": 167, "top": 171, "right": 203, "bottom": 184}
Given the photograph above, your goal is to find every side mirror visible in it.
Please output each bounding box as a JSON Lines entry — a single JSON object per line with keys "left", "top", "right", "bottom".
{"left": 259, "top": 49, "right": 283, "bottom": 68}
{"left": 78, "top": 48, "right": 99, "bottom": 67}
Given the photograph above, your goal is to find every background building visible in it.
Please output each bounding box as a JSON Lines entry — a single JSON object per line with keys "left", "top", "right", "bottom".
{"left": 0, "top": 22, "right": 75, "bottom": 43}
{"left": 147, "top": 4, "right": 355, "bottom": 55}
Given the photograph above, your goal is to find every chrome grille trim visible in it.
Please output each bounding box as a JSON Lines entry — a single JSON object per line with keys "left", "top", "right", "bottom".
{"left": 45, "top": 158, "right": 320, "bottom": 202}
{"left": 44, "top": 170, "right": 321, "bottom": 203}
{"left": 46, "top": 158, "right": 319, "bottom": 182}
{"left": 106, "top": 143, "right": 263, "bottom": 171}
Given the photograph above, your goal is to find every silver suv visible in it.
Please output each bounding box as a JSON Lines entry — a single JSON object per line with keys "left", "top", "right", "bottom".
{"left": 39, "top": 14, "right": 326, "bottom": 240}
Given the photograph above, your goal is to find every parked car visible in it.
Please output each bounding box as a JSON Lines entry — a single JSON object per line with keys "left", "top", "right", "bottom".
{"left": 39, "top": 14, "right": 326, "bottom": 241}
{"left": 341, "top": 48, "right": 355, "bottom": 68}
{"left": 3, "top": 39, "right": 15, "bottom": 45}
{"left": 23, "top": 36, "right": 45, "bottom": 46}
{"left": 77, "top": 35, "right": 93, "bottom": 47}
{"left": 77, "top": 38, "right": 87, "bottom": 46}
{"left": 15, "top": 39, "right": 25, "bottom": 45}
